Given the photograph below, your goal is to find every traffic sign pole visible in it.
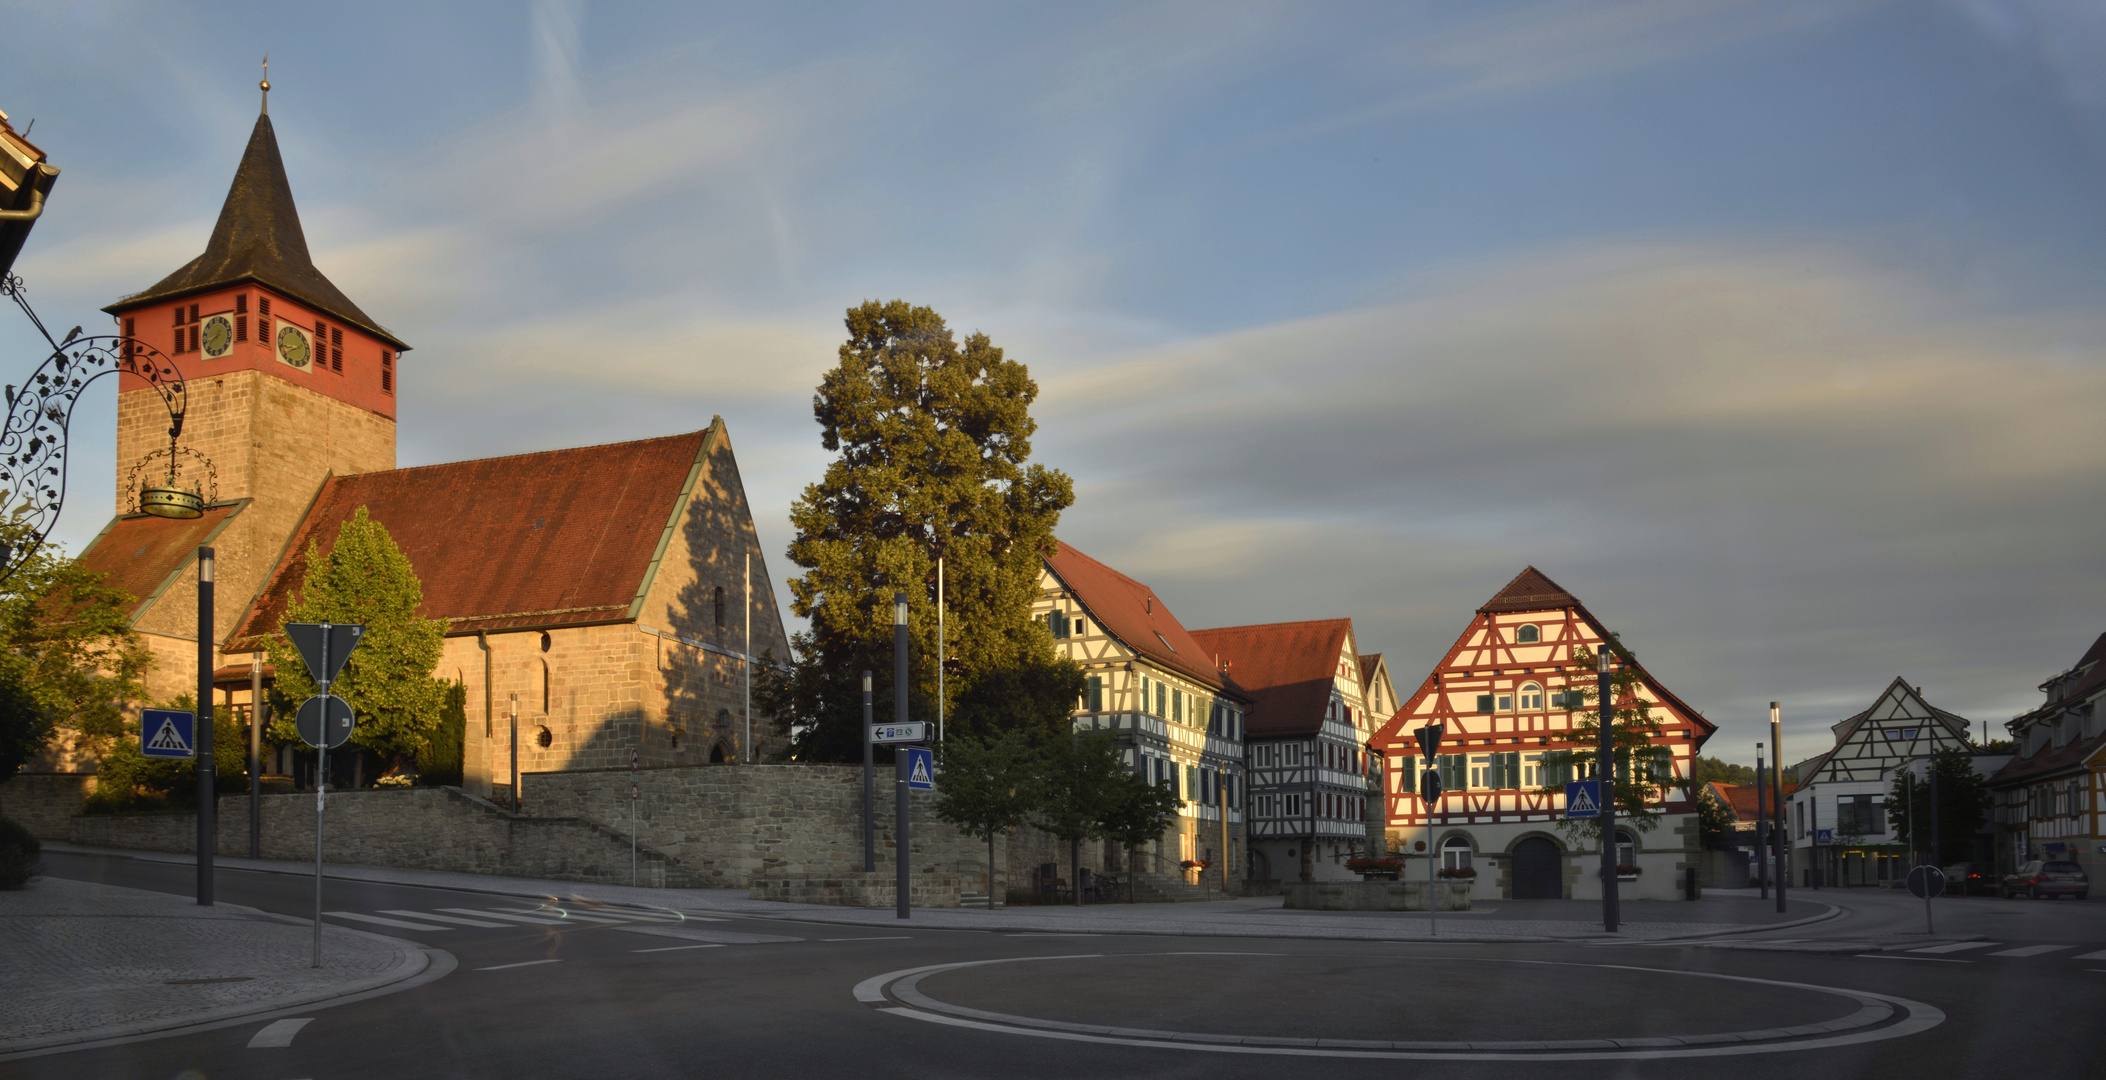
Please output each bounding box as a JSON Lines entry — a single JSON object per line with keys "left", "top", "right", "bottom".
{"left": 1417, "top": 723, "right": 1443, "bottom": 936}
{"left": 631, "top": 748, "right": 639, "bottom": 888}
{"left": 862, "top": 672, "right": 874, "bottom": 873}
{"left": 283, "top": 621, "right": 365, "bottom": 968}
{"left": 314, "top": 623, "right": 330, "bottom": 968}
{"left": 1597, "top": 648, "right": 1619, "bottom": 934}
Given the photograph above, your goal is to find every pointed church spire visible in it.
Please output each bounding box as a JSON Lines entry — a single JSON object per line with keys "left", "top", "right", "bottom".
{"left": 106, "top": 97, "right": 406, "bottom": 351}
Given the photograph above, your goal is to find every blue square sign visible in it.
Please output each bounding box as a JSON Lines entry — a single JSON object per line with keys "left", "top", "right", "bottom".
{"left": 1564, "top": 779, "right": 1601, "bottom": 819}
{"left": 140, "top": 709, "right": 195, "bottom": 759}
{"left": 904, "top": 746, "right": 936, "bottom": 791}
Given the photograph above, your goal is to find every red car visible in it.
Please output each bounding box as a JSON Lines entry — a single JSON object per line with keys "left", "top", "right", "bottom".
{"left": 2001, "top": 860, "right": 2090, "bottom": 900}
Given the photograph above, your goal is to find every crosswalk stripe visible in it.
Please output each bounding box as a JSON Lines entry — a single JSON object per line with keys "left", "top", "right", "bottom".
{"left": 1910, "top": 942, "right": 1999, "bottom": 954}
{"left": 1989, "top": 945, "right": 2073, "bottom": 957}
{"left": 491, "top": 907, "right": 628, "bottom": 924}
{"left": 246, "top": 1017, "right": 314, "bottom": 1048}
{"left": 383, "top": 909, "right": 513, "bottom": 928}
{"left": 2072, "top": 949, "right": 2106, "bottom": 961}
{"left": 324, "top": 911, "right": 452, "bottom": 931}
{"left": 439, "top": 907, "right": 565, "bottom": 926}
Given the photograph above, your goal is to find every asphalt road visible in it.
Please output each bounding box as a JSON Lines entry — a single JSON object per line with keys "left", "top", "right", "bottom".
{"left": 9, "top": 852, "right": 2106, "bottom": 1079}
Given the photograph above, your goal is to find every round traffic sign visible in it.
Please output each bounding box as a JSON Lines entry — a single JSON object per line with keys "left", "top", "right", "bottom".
{"left": 1905, "top": 864, "right": 1945, "bottom": 899}
{"left": 296, "top": 694, "right": 356, "bottom": 749}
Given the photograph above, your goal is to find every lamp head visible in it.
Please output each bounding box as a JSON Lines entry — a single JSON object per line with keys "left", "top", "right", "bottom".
{"left": 893, "top": 592, "right": 908, "bottom": 626}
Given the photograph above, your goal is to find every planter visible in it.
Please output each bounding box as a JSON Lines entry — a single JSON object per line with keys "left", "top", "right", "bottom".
{"left": 1358, "top": 871, "right": 1400, "bottom": 882}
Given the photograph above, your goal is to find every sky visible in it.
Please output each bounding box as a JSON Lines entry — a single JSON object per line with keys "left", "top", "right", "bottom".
{"left": 3, "top": 0, "right": 2104, "bottom": 766}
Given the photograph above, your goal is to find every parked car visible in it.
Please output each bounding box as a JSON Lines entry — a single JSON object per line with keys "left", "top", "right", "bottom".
{"left": 2001, "top": 860, "right": 2089, "bottom": 901}
{"left": 1940, "top": 863, "right": 1996, "bottom": 896}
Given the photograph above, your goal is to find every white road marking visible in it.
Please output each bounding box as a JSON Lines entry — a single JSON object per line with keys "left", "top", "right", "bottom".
{"left": 823, "top": 936, "right": 913, "bottom": 942}
{"left": 1005, "top": 933, "right": 1100, "bottom": 937}
{"left": 633, "top": 944, "right": 725, "bottom": 953}
{"left": 439, "top": 908, "right": 564, "bottom": 926}
{"left": 1858, "top": 954, "right": 1970, "bottom": 963}
{"left": 1988, "top": 944, "right": 2073, "bottom": 957}
{"left": 382, "top": 910, "right": 512, "bottom": 928}
{"left": 2072, "top": 949, "right": 2106, "bottom": 961}
{"left": 323, "top": 911, "right": 451, "bottom": 931}
{"left": 245, "top": 1018, "right": 314, "bottom": 1048}
{"left": 491, "top": 907, "right": 627, "bottom": 924}
{"left": 475, "top": 959, "right": 564, "bottom": 971}
{"left": 1908, "top": 941, "right": 1998, "bottom": 954}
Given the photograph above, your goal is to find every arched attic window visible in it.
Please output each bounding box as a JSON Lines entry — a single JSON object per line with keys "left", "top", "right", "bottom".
{"left": 1516, "top": 624, "right": 1540, "bottom": 643}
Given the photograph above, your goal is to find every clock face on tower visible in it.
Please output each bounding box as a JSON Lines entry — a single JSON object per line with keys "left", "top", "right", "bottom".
{"left": 200, "top": 315, "right": 234, "bottom": 359}
{"left": 276, "top": 323, "right": 311, "bottom": 369}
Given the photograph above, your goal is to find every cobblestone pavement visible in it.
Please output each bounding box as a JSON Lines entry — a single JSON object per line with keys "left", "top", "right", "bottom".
{"left": 0, "top": 875, "right": 429, "bottom": 1052}
{"left": 46, "top": 844, "right": 1839, "bottom": 943}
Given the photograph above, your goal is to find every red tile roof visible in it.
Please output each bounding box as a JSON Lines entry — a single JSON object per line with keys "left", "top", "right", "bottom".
{"left": 1043, "top": 542, "right": 1239, "bottom": 694}
{"left": 230, "top": 428, "right": 712, "bottom": 648}
{"left": 1478, "top": 565, "right": 1580, "bottom": 614}
{"left": 1358, "top": 653, "right": 1382, "bottom": 685}
{"left": 1188, "top": 619, "right": 1354, "bottom": 740}
{"left": 74, "top": 503, "right": 245, "bottom": 619}
{"left": 1712, "top": 781, "right": 1795, "bottom": 821}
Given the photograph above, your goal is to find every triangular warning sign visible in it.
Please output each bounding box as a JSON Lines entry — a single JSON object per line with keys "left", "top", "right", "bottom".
{"left": 909, "top": 756, "right": 934, "bottom": 786}
{"left": 1567, "top": 784, "right": 1597, "bottom": 815}
{"left": 147, "top": 718, "right": 191, "bottom": 752}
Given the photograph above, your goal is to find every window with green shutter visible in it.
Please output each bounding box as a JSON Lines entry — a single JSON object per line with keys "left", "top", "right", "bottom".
{"left": 1087, "top": 675, "right": 1103, "bottom": 712}
{"left": 1476, "top": 695, "right": 1495, "bottom": 713}
{"left": 1155, "top": 683, "right": 1166, "bottom": 717}
{"left": 1440, "top": 754, "right": 1467, "bottom": 791}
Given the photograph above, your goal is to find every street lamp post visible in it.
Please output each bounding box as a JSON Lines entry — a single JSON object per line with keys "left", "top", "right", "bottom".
{"left": 1756, "top": 742, "right": 1768, "bottom": 900}
{"left": 196, "top": 547, "right": 214, "bottom": 905}
{"left": 1772, "top": 702, "right": 1787, "bottom": 912}
{"left": 894, "top": 593, "right": 910, "bottom": 920}
{"left": 863, "top": 670, "right": 874, "bottom": 872}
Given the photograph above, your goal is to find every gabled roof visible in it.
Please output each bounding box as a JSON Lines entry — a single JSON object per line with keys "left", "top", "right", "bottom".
{"left": 1799, "top": 677, "right": 1973, "bottom": 785}
{"left": 1043, "top": 542, "right": 1241, "bottom": 695}
{"left": 1994, "top": 632, "right": 2106, "bottom": 787}
{"left": 229, "top": 427, "right": 715, "bottom": 649}
{"left": 1711, "top": 781, "right": 1796, "bottom": 822}
{"left": 1358, "top": 653, "right": 1382, "bottom": 685}
{"left": 1188, "top": 618, "right": 1354, "bottom": 740}
{"left": 104, "top": 112, "right": 407, "bottom": 351}
{"left": 1478, "top": 565, "right": 1580, "bottom": 614}
{"left": 74, "top": 502, "right": 247, "bottom": 622}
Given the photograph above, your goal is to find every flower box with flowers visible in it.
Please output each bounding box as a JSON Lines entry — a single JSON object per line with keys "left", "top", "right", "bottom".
{"left": 1616, "top": 865, "right": 1642, "bottom": 880}
{"left": 1436, "top": 866, "right": 1478, "bottom": 880}
{"left": 1345, "top": 856, "right": 1404, "bottom": 881}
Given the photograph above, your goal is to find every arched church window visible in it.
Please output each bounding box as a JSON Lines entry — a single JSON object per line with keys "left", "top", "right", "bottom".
{"left": 1615, "top": 831, "right": 1637, "bottom": 868}
{"left": 540, "top": 659, "right": 549, "bottom": 713}
{"left": 1516, "top": 624, "right": 1540, "bottom": 643}
{"left": 714, "top": 586, "right": 726, "bottom": 629}
{"left": 535, "top": 726, "right": 552, "bottom": 748}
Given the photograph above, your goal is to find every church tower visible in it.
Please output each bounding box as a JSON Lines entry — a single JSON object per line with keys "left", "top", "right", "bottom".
{"left": 86, "top": 91, "right": 407, "bottom": 699}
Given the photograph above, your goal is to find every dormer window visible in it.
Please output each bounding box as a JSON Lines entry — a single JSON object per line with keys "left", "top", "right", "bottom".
{"left": 1516, "top": 624, "right": 1540, "bottom": 643}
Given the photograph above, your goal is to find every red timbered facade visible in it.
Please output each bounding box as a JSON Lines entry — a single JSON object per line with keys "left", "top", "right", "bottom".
{"left": 1370, "top": 567, "right": 1716, "bottom": 900}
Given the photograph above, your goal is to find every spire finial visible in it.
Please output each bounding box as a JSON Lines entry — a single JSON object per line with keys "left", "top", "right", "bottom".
{"left": 260, "top": 55, "right": 270, "bottom": 115}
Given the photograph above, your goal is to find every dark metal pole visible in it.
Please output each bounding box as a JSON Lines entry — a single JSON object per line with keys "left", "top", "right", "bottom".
{"left": 1929, "top": 765, "right": 1940, "bottom": 892}
{"left": 509, "top": 692, "right": 520, "bottom": 813}
{"left": 1755, "top": 745, "right": 1768, "bottom": 899}
{"left": 1772, "top": 702, "right": 1787, "bottom": 912}
{"left": 314, "top": 626, "right": 331, "bottom": 968}
{"left": 894, "top": 593, "right": 909, "bottom": 920}
{"left": 863, "top": 671, "right": 874, "bottom": 873}
{"left": 250, "top": 651, "right": 262, "bottom": 858}
{"left": 1596, "top": 646, "right": 1618, "bottom": 933}
{"left": 196, "top": 548, "right": 215, "bottom": 905}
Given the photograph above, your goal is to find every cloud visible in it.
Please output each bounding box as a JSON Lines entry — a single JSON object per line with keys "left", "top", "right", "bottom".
{"left": 1037, "top": 239, "right": 2106, "bottom": 752}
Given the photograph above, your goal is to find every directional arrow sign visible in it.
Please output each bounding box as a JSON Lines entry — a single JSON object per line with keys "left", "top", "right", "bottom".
{"left": 871, "top": 722, "right": 927, "bottom": 745}
{"left": 1906, "top": 864, "right": 1945, "bottom": 900}
{"left": 141, "top": 708, "right": 195, "bottom": 759}
{"left": 284, "top": 622, "right": 366, "bottom": 686}
{"left": 295, "top": 694, "right": 357, "bottom": 750}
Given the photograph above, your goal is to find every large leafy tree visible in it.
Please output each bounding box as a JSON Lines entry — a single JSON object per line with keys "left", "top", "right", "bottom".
{"left": 764, "top": 300, "right": 1078, "bottom": 761}
{"left": 930, "top": 730, "right": 1042, "bottom": 910}
{"left": 1097, "top": 770, "right": 1184, "bottom": 902}
{"left": 265, "top": 508, "right": 446, "bottom": 765}
{"left": 1034, "top": 731, "right": 1131, "bottom": 906}
{"left": 1539, "top": 642, "right": 1676, "bottom": 846}
{"left": 1885, "top": 747, "right": 1992, "bottom": 864}
{"left": 0, "top": 516, "right": 150, "bottom": 782}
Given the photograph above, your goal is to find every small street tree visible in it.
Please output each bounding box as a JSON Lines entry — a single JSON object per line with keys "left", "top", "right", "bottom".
{"left": 1034, "top": 731, "right": 1129, "bottom": 906}
{"left": 930, "top": 730, "right": 1042, "bottom": 909}
{"left": 1538, "top": 641, "right": 1675, "bottom": 851}
{"left": 0, "top": 514, "right": 149, "bottom": 782}
{"left": 265, "top": 508, "right": 446, "bottom": 768}
{"left": 1886, "top": 747, "right": 1992, "bottom": 865}
{"left": 1096, "top": 770, "right": 1183, "bottom": 902}
{"left": 762, "top": 300, "right": 1077, "bottom": 762}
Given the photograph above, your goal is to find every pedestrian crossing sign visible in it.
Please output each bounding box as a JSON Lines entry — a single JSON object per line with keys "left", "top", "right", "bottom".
{"left": 1565, "top": 779, "right": 1601, "bottom": 819}
{"left": 141, "top": 709, "right": 195, "bottom": 759}
{"left": 905, "top": 746, "right": 935, "bottom": 791}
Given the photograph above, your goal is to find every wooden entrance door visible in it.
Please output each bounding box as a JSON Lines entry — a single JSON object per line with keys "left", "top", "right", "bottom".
{"left": 1511, "top": 836, "right": 1563, "bottom": 899}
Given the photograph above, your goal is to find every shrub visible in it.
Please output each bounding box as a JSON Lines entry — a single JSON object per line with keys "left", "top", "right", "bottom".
{"left": 84, "top": 698, "right": 249, "bottom": 814}
{"left": 0, "top": 815, "right": 41, "bottom": 889}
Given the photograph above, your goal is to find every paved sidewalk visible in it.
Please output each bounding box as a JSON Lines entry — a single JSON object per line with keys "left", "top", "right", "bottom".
{"left": 48, "top": 843, "right": 1839, "bottom": 944}
{"left": 0, "top": 874, "right": 434, "bottom": 1055}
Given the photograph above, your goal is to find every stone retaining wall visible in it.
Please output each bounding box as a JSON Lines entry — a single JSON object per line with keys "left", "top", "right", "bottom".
{"left": 1282, "top": 880, "right": 1474, "bottom": 911}
{"left": 0, "top": 775, "right": 96, "bottom": 839}
{"left": 750, "top": 873, "right": 963, "bottom": 908}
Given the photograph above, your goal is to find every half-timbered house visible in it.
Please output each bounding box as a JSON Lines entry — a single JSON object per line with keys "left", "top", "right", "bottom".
{"left": 1787, "top": 678, "right": 1975, "bottom": 887}
{"left": 1188, "top": 619, "right": 1377, "bottom": 884}
{"left": 1368, "top": 567, "right": 1715, "bottom": 901}
{"left": 1035, "top": 543, "right": 1252, "bottom": 876}
{"left": 1989, "top": 631, "right": 2106, "bottom": 879}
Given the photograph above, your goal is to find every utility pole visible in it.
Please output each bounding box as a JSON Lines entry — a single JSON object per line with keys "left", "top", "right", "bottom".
{"left": 1596, "top": 646, "right": 1618, "bottom": 933}
{"left": 195, "top": 547, "right": 215, "bottom": 905}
